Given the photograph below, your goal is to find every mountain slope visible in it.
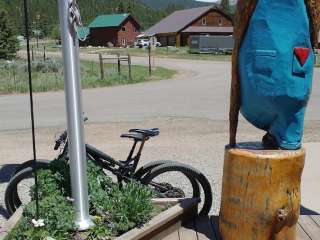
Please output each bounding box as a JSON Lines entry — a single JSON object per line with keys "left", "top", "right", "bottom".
{"left": 139, "top": 0, "right": 211, "bottom": 10}
{"left": 0, "top": 0, "right": 170, "bottom": 36}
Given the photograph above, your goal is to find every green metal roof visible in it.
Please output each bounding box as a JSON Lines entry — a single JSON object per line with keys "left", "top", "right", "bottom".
{"left": 88, "top": 14, "right": 129, "bottom": 28}
{"left": 77, "top": 26, "right": 90, "bottom": 40}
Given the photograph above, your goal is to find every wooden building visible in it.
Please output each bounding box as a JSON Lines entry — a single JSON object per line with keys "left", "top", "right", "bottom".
{"left": 144, "top": 6, "right": 233, "bottom": 47}
{"left": 81, "top": 14, "right": 141, "bottom": 47}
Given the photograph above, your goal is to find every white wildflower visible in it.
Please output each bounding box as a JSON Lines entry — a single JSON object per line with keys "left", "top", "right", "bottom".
{"left": 31, "top": 218, "right": 45, "bottom": 227}
{"left": 66, "top": 196, "right": 75, "bottom": 202}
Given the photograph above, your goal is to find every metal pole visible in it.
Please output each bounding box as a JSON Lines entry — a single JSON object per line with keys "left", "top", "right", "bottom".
{"left": 57, "top": 0, "right": 93, "bottom": 230}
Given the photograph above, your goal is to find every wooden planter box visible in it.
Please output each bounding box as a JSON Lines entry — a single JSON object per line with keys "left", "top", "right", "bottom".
{"left": 0, "top": 198, "right": 199, "bottom": 240}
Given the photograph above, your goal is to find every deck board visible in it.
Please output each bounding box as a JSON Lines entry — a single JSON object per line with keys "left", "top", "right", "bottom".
{"left": 172, "top": 215, "right": 320, "bottom": 240}
{"left": 310, "top": 215, "right": 320, "bottom": 227}
{"left": 152, "top": 222, "right": 181, "bottom": 240}
{"left": 299, "top": 215, "right": 320, "bottom": 240}
{"left": 179, "top": 220, "right": 198, "bottom": 240}
{"left": 297, "top": 223, "right": 311, "bottom": 240}
{"left": 161, "top": 229, "right": 180, "bottom": 240}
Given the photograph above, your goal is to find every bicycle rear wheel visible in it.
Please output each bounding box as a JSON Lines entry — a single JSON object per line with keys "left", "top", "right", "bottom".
{"left": 141, "top": 163, "right": 213, "bottom": 216}
{"left": 134, "top": 160, "right": 176, "bottom": 180}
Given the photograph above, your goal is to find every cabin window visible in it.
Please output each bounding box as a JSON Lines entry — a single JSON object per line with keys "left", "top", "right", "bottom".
{"left": 122, "top": 26, "right": 126, "bottom": 32}
{"left": 218, "top": 18, "right": 223, "bottom": 26}
{"left": 201, "top": 18, "right": 207, "bottom": 26}
{"left": 133, "top": 27, "right": 139, "bottom": 32}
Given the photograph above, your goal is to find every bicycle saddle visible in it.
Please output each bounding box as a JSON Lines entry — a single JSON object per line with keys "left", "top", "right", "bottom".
{"left": 129, "top": 128, "right": 159, "bottom": 137}
{"left": 121, "top": 133, "right": 144, "bottom": 141}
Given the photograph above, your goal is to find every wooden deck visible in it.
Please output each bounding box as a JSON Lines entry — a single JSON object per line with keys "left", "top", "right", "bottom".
{"left": 157, "top": 215, "right": 320, "bottom": 240}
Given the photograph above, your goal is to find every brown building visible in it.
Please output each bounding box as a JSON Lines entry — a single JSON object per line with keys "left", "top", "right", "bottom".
{"left": 86, "top": 13, "right": 141, "bottom": 47}
{"left": 144, "top": 6, "right": 233, "bottom": 47}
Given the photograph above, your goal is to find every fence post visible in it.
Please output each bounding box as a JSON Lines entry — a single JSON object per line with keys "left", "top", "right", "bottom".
{"left": 99, "top": 53, "right": 104, "bottom": 80}
{"left": 43, "top": 45, "right": 46, "bottom": 61}
{"left": 117, "top": 53, "right": 121, "bottom": 75}
{"left": 148, "top": 44, "right": 152, "bottom": 76}
{"left": 128, "top": 54, "right": 132, "bottom": 80}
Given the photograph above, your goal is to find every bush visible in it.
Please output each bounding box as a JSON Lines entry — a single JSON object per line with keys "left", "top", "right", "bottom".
{"left": 31, "top": 59, "right": 62, "bottom": 73}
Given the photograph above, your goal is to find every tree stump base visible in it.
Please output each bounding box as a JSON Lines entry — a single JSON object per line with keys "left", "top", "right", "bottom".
{"left": 219, "top": 142, "right": 305, "bottom": 240}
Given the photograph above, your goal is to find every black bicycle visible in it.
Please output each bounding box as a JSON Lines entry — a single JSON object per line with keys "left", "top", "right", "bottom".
{"left": 5, "top": 127, "right": 213, "bottom": 216}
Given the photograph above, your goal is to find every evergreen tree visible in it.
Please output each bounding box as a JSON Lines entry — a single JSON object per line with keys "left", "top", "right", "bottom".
{"left": 117, "top": 1, "right": 125, "bottom": 13}
{"left": 0, "top": 9, "right": 19, "bottom": 59}
{"left": 220, "top": 0, "right": 230, "bottom": 13}
{"left": 127, "top": 0, "right": 132, "bottom": 13}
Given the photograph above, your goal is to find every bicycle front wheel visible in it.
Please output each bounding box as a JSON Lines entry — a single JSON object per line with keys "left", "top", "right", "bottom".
{"left": 141, "top": 162, "right": 213, "bottom": 216}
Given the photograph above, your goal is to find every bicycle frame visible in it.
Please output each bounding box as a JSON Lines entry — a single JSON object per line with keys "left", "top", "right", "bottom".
{"left": 58, "top": 136, "right": 147, "bottom": 183}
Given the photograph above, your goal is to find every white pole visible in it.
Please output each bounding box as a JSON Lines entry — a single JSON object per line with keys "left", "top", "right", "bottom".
{"left": 57, "top": 0, "right": 93, "bottom": 230}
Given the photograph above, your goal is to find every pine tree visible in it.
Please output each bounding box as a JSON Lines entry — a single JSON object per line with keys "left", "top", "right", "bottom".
{"left": 117, "top": 1, "right": 125, "bottom": 13}
{"left": 220, "top": 0, "right": 230, "bottom": 13}
{"left": 127, "top": 0, "right": 132, "bottom": 13}
{"left": 0, "top": 9, "right": 19, "bottom": 59}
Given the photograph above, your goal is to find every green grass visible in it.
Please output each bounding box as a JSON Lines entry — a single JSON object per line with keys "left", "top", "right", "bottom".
{"left": 0, "top": 59, "right": 176, "bottom": 94}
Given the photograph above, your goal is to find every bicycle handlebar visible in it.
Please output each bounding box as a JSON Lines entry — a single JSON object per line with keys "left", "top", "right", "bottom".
{"left": 54, "top": 117, "right": 88, "bottom": 150}
{"left": 54, "top": 130, "right": 68, "bottom": 150}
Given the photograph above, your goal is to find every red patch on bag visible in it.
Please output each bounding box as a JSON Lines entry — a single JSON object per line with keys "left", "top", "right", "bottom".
{"left": 294, "top": 47, "right": 310, "bottom": 66}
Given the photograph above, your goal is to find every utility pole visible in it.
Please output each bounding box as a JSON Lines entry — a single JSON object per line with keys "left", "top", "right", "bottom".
{"left": 57, "top": 0, "right": 93, "bottom": 231}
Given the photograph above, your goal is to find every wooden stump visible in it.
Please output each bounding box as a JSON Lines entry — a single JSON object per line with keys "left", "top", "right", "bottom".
{"left": 219, "top": 143, "right": 305, "bottom": 240}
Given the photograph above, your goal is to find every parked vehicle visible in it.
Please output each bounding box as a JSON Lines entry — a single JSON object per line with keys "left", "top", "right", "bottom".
{"left": 137, "top": 38, "right": 162, "bottom": 48}
{"left": 137, "top": 39, "right": 150, "bottom": 47}
{"left": 189, "top": 35, "right": 234, "bottom": 54}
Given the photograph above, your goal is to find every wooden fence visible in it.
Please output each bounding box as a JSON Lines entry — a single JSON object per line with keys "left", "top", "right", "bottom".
{"left": 98, "top": 53, "right": 132, "bottom": 80}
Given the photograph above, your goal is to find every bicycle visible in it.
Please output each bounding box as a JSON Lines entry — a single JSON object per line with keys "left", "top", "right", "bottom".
{"left": 5, "top": 127, "right": 213, "bottom": 217}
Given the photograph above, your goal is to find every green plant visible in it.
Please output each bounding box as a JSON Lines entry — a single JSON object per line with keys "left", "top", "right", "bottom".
{"left": 110, "top": 182, "right": 154, "bottom": 233}
{"left": 6, "top": 158, "right": 155, "bottom": 240}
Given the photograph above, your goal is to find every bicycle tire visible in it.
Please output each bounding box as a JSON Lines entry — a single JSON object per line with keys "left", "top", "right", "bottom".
{"left": 12, "top": 159, "right": 50, "bottom": 176}
{"left": 129, "top": 160, "right": 201, "bottom": 201}
{"left": 10, "top": 160, "right": 50, "bottom": 210}
{"left": 5, "top": 167, "right": 35, "bottom": 216}
{"left": 134, "top": 160, "right": 177, "bottom": 180}
{"left": 141, "top": 163, "right": 213, "bottom": 216}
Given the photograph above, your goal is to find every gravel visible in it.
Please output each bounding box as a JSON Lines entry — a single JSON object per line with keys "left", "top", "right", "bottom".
{"left": 1, "top": 117, "right": 319, "bottom": 227}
